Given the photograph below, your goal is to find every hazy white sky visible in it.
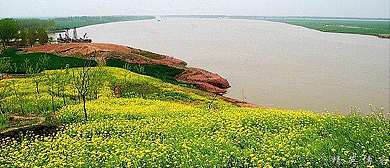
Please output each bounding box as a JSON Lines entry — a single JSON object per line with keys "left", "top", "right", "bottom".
{"left": 1, "top": 0, "right": 389, "bottom": 18}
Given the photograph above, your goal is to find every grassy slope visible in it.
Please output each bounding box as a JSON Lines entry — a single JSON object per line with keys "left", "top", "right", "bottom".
{"left": 0, "top": 48, "right": 98, "bottom": 73}
{"left": 106, "top": 58, "right": 186, "bottom": 86}
{"left": 0, "top": 66, "right": 388, "bottom": 167}
{"left": 262, "top": 18, "right": 390, "bottom": 37}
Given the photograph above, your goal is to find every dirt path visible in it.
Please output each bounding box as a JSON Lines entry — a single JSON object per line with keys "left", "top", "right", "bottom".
{"left": 0, "top": 115, "right": 45, "bottom": 134}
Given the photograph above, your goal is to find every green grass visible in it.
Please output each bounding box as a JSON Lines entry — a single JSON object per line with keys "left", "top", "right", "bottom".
{"left": 262, "top": 18, "right": 390, "bottom": 37}
{"left": 106, "top": 58, "right": 186, "bottom": 85}
{"left": 0, "top": 48, "right": 98, "bottom": 74}
{"left": 0, "top": 114, "right": 10, "bottom": 130}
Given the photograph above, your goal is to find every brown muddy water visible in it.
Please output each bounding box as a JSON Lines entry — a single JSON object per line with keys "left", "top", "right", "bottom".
{"left": 56, "top": 18, "right": 390, "bottom": 115}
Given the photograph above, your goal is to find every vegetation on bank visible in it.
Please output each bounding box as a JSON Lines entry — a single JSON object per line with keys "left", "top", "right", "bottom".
{"left": 14, "top": 16, "right": 155, "bottom": 32}
{"left": 106, "top": 58, "right": 185, "bottom": 85}
{"left": 51, "top": 16, "right": 155, "bottom": 29}
{"left": 0, "top": 16, "right": 155, "bottom": 46}
{"left": 0, "top": 47, "right": 388, "bottom": 167}
{"left": 0, "top": 67, "right": 388, "bottom": 167}
{"left": 0, "top": 48, "right": 97, "bottom": 74}
{"left": 228, "top": 16, "right": 390, "bottom": 38}
{"left": 0, "top": 18, "right": 49, "bottom": 47}
{"left": 167, "top": 15, "right": 390, "bottom": 38}
{"left": 262, "top": 18, "right": 390, "bottom": 38}
{"left": 0, "top": 15, "right": 389, "bottom": 167}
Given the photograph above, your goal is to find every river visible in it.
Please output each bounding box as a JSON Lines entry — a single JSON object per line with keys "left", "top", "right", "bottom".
{"left": 55, "top": 18, "right": 390, "bottom": 115}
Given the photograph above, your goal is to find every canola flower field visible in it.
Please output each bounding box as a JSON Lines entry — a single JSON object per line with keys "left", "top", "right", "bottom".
{"left": 0, "top": 67, "right": 389, "bottom": 167}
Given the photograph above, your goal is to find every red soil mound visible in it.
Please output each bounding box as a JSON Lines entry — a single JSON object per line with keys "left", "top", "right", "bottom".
{"left": 25, "top": 43, "right": 230, "bottom": 94}
{"left": 24, "top": 43, "right": 262, "bottom": 108}
{"left": 26, "top": 43, "right": 133, "bottom": 55}
{"left": 176, "top": 68, "right": 230, "bottom": 94}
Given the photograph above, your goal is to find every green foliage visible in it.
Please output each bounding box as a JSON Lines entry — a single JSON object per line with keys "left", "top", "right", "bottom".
{"left": 0, "top": 48, "right": 17, "bottom": 58}
{"left": 18, "top": 29, "right": 27, "bottom": 46}
{"left": 1, "top": 96, "right": 388, "bottom": 167}
{"left": 0, "top": 48, "right": 97, "bottom": 74}
{"left": 106, "top": 58, "right": 185, "bottom": 85}
{"left": 15, "top": 19, "right": 56, "bottom": 30}
{"left": 52, "top": 16, "right": 155, "bottom": 29}
{"left": 0, "top": 114, "right": 10, "bottom": 130}
{"left": 262, "top": 18, "right": 390, "bottom": 37}
{"left": 0, "top": 18, "right": 18, "bottom": 46}
{"left": 0, "top": 67, "right": 388, "bottom": 167}
{"left": 37, "top": 28, "right": 48, "bottom": 45}
{"left": 26, "top": 29, "right": 37, "bottom": 46}
{"left": 2, "top": 93, "right": 68, "bottom": 115}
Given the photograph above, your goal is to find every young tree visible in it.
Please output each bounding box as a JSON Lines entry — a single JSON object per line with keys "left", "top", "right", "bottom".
{"left": 60, "top": 65, "right": 71, "bottom": 106}
{"left": 25, "top": 54, "right": 49, "bottom": 96}
{"left": 71, "top": 67, "right": 93, "bottom": 122}
{"left": 19, "top": 29, "right": 27, "bottom": 47}
{"left": 0, "top": 18, "right": 18, "bottom": 47}
{"left": 0, "top": 59, "right": 11, "bottom": 114}
{"left": 89, "top": 67, "right": 106, "bottom": 99}
{"left": 46, "top": 71, "right": 59, "bottom": 113}
{"left": 0, "top": 81, "right": 10, "bottom": 114}
{"left": 37, "top": 28, "right": 48, "bottom": 45}
{"left": 12, "top": 80, "right": 24, "bottom": 114}
{"left": 26, "top": 63, "right": 42, "bottom": 96}
{"left": 26, "top": 29, "right": 37, "bottom": 47}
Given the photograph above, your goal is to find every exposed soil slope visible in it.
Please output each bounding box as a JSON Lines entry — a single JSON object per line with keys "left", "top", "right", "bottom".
{"left": 25, "top": 43, "right": 257, "bottom": 107}
{"left": 25, "top": 43, "right": 230, "bottom": 94}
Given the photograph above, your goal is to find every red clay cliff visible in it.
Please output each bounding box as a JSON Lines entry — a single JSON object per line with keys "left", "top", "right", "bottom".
{"left": 25, "top": 43, "right": 230, "bottom": 94}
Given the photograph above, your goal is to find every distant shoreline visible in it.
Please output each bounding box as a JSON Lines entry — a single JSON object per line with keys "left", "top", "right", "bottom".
{"left": 164, "top": 15, "right": 390, "bottom": 39}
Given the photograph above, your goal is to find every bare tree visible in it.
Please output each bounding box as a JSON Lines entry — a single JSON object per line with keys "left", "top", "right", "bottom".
{"left": 26, "top": 63, "right": 41, "bottom": 96}
{"left": 60, "top": 65, "right": 70, "bottom": 106}
{"left": 71, "top": 66, "right": 95, "bottom": 122}
{"left": 89, "top": 68, "right": 106, "bottom": 100}
{"left": 0, "top": 81, "right": 10, "bottom": 114}
{"left": 46, "top": 71, "right": 61, "bottom": 113}
{"left": 12, "top": 80, "right": 23, "bottom": 114}
{"left": 0, "top": 59, "right": 11, "bottom": 114}
{"left": 25, "top": 54, "right": 50, "bottom": 96}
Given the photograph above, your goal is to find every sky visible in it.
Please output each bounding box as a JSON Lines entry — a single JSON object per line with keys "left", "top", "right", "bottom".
{"left": 1, "top": 0, "right": 389, "bottom": 18}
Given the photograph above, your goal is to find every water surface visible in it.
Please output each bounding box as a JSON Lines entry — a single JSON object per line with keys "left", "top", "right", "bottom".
{"left": 58, "top": 18, "right": 390, "bottom": 114}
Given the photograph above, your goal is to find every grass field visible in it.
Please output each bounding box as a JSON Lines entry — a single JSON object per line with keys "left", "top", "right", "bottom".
{"left": 0, "top": 48, "right": 97, "bottom": 73}
{"left": 106, "top": 58, "right": 186, "bottom": 85}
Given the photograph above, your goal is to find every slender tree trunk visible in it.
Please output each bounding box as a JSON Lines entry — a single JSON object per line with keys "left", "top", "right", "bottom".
{"left": 94, "top": 90, "right": 98, "bottom": 99}
{"left": 82, "top": 95, "right": 87, "bottom": 122}
{"left": 0, "top": 102, "right": 4, "bottom": 114}
{"left": 35, "top": 81, "right": 40, "bottom": 96}
{"left": 208, "top": 94, "right": 218, "bottom": 109}
{"left": 51, "top": 84, "right": 55, "bottom": 112}
{"left": 20, "top": 102, "right": 24, "bottom": 114}
{"left": 62, "top": 87, "right": 66, "bottom": 106}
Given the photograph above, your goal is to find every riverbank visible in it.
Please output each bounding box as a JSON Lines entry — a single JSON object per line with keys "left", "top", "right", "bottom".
{"left": 165, "top": 15, "right": 390, "bottom": 38}
{"left": 259, "top": 18, "right": 390, "bottom": 39}
{"left": 0, "top": 43, "right": 389, "bottom": 167}
{"left": 24, "top": 43, "right": 259, "bottom": 107}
